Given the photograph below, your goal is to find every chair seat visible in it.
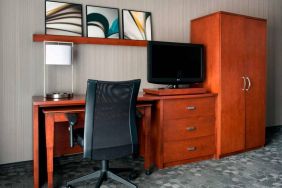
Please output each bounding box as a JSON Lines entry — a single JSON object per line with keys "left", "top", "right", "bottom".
{"left": 74, "top": 127, "right": 133, "bottom": 160}
{"left": 74, "top": 128, "right": 84, "bottom": 147}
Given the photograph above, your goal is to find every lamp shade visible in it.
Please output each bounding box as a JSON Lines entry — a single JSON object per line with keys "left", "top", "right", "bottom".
{"left": 45, "top": 42, "right": 72, "bottom": 65}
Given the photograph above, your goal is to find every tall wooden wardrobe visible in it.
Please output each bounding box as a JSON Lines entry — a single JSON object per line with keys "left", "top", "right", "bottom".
{"left": 191, "top": 11, "right": 266, "bottom": 158}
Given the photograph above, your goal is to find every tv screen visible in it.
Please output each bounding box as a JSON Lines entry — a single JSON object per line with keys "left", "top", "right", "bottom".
{"left": 147, "top": 41, "right": 204, "bottom": 85}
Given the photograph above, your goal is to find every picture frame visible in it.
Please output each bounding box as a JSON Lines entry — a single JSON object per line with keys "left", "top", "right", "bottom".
{"left": 122, "top": 9, "right": 152, "bottom": 41}
{"left": 45, "top": 0, "right": 83, "bottom": 36}
{"left": 86, "top": 5, "right": 120, "bottom": 39}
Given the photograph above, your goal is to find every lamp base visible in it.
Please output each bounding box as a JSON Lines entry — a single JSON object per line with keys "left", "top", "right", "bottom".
{"left": 45, "top": 92, "right": 73, "bottom": 99}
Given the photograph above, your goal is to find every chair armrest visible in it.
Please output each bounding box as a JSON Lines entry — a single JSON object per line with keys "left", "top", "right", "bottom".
{"left": 66, "top": 113, "right": 78, "bottom": 148}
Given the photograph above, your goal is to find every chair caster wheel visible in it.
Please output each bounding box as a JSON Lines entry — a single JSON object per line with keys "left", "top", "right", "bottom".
{"left": 145, "top": 166, "right": 154, "bottom": 175}
{"left": 145, "top": 170, "right": 151, "bottom": 175}
{"left": 128, "top": 170, "right": 138, "bottom": 180}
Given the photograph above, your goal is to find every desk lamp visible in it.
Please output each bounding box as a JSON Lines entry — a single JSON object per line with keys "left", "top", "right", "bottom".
{"left": 44, "top": 41, "right": 74, "bottom": 99}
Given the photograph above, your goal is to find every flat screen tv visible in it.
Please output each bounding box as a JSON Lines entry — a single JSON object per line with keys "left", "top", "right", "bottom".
{"left": 147, "top": 41, "right": 205, "bottom": 86}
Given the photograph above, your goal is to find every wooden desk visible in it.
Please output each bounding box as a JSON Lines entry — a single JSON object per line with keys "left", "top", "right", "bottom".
{"left": 33, "top": 94, "right": 157, "bottom": 188}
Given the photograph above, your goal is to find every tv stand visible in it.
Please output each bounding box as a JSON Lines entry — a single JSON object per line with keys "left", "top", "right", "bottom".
{"left": 151, "top": 93, "right": 216, "bottom": 168}
{"left": 143, "top": 87, "right": 207, "bottom": 96}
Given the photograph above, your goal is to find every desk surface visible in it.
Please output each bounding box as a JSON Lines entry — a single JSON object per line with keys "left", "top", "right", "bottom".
{"left": 33, "top": 93, "right": 159, "bottom": 106}
{"left": 33, "top": 92, "right": 216, "bottom": 106}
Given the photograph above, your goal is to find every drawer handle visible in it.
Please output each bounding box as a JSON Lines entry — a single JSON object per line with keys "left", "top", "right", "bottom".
{"left": 186, "top": 127, "right": 196, "bottom": 131}
{"left": 187, "top": 146, "right": 197, "bottom": 151}
{"left": 186, "top": 106, "right": 196, "bottom": 110}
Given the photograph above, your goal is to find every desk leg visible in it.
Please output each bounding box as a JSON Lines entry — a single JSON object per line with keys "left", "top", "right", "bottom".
{"left": 33, "top": 105, "right": 39, "bottom": 188}
{"left": 45, "top": 113, "right": 54, "bottom": 188}
{"left": 143, "top": 106, "right": 154, "bottom": 175}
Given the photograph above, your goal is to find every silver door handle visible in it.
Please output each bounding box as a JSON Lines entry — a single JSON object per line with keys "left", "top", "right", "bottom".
{"left": 186, "top": 127, "right": 196, "bottom": 131}
{"left": 186, "top": 106, "right": 196, "bottom": 110}
{"left": 187, "top": 146, "right": 197, "bottom": 151}
{"left": 246, "top": 76, "right": 251, "bottom": 91}
{"left": 242, "top": 76, "right": 246, "bottom": 91}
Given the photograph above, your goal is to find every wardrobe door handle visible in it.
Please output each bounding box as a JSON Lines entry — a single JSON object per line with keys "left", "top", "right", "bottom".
{"left": 246, "top": 77, "right": 251, "bottom": 91}
{"left": 242, "top": 76, "right": 246, "bottom": 91}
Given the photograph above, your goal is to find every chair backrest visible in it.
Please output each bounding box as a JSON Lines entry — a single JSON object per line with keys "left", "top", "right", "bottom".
{"left": 83, "top": 79, "right": 141, "bottom": 160}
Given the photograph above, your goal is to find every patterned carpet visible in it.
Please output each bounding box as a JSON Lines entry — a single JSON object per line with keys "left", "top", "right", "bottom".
{"left": 0, "top": 126, "right": 281, "bottom": 188}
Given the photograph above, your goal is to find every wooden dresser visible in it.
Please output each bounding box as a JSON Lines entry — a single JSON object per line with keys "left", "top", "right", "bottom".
{"left": 150, "top": 93, "right": 216, "bottom": 168}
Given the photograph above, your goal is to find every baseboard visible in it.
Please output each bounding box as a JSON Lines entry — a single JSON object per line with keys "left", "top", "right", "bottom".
{"left": 266, "top": 125, "right": 282, "bottom": 128}
{"left": 0, "top": 160, "right": 33, "bottom": 168}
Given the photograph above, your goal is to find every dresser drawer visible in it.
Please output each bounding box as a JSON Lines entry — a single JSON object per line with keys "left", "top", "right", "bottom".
{"left": 163, "top": 116, "right": 215, "bottom": 141}
{"left": 163, "top": 97, "right": 215, "bottom": 120}
{"left": 163, "top": 136, "right": 215, "bottom": 163}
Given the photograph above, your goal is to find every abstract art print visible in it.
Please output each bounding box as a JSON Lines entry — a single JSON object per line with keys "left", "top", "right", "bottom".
{"left": 86, "top": 6, "right": 120, "bottom": 38}
{"left": 45, "top": 1, "right": 83, "bottom": 36}
{"left": 122, "top": 9, "right": 152, "bottom": 40}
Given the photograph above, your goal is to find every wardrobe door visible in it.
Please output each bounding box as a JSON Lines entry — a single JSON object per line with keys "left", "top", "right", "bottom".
{"left": 220, "top": 14, "right": 246, "bottom": 155}
{"left": 244, "top": 18, "right": 266, "bottom": 149}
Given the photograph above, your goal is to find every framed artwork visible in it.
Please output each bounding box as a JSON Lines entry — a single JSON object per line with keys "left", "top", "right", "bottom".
{"left": 122, "top": 9, "right": 152, "bottom": 40}
{"left": 86, "top": 6, "right": 120, "bottom": 39}
{"left": 45, "top": 1, "right": 83, "bottom": 36}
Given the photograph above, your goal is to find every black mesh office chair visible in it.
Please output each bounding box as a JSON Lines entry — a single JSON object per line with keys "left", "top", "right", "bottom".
{"left": 66, "top": 79, "right": 141, "bottom": 188}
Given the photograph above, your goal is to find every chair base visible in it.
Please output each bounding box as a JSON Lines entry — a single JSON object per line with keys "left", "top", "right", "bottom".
{"left": 66, "top": 160, "right": 137, "bottom": 188}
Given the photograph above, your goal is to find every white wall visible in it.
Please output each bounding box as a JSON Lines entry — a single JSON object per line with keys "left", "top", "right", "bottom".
{"left": 0, "top": 0, "right": 282, "bottom": 164}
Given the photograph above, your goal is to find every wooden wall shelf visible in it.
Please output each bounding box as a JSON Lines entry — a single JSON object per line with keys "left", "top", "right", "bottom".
{"left": 33, "top": 34, "right": 148, "bottom": 47}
